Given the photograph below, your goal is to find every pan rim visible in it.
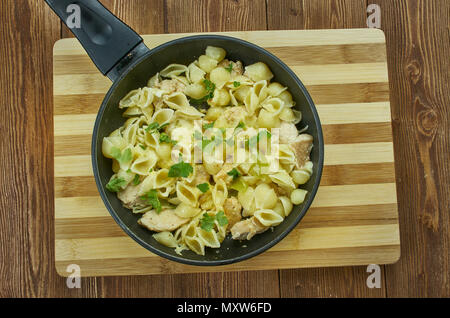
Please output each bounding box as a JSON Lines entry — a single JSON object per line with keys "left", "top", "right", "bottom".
{"left": 91, "top": 34, "right": 324, "bottom": 266}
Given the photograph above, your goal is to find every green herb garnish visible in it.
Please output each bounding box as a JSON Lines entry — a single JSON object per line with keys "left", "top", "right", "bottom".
{"left": 189, "top": 79, "right": 216, "bottom": 104}
{"left": 196, "top": 183, "right": 210, "bottom": 193}
{"left": 140, "top": 189, "right": 161, "bottom": 213}
{"left": 225, "top": 62, "right": 233, "bottom": 73}
{"left": 159, "top": 133, "right": 177, "bottom": 145}
{"left": 168, "top": 159, "right": 193, "bottom": 178}
{"left": 132, "top": 174, "right": 141, "bottom": 185}
{"left": 203, "top": 122, "right": 214, "bottom": 130}
{"left": 236, "top": 121, "right": 245, "bottom": 129}
{"left": 227, "top": 168, "right": 241, "bottom": 181}
{"left": 106, "top": 177, "right": 127, "bottom": 192}
{"left": 233, "top": 81, "right": 240, "bottom": 87}
{"left": 139, "top": 144, "right": 147, "bottom": 150}
{"left": 111, "top": 147, "right": 132, "bottom": 164}
{"left": 216, "top": 211, "right": 228, "bottom": 226}
{"left": 200, "top": 213, "right": 215, "bottom": 232}
{"left": 200, "top": 211, "right": 228, "bottom": 232}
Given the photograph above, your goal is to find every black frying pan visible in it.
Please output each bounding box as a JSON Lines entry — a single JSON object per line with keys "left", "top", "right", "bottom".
{"left": 46, "top": 0, "right": 324, "bottom": 266}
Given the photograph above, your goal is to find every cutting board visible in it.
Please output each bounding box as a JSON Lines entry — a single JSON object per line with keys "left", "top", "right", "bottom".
{"left": 53, "top": 29, "right": 400, "bottom": 277}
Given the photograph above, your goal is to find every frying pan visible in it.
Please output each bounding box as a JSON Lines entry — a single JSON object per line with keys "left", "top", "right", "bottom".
{"left": 46, "top": 0, "right": 324, "bottom": 266}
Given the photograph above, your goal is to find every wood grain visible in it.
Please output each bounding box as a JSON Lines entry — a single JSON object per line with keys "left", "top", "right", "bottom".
{"left": 0, "top": 0, "right": 448, "bottom": 298}
{"left": 367, "top": 0, "right": 450, "bottom": 297}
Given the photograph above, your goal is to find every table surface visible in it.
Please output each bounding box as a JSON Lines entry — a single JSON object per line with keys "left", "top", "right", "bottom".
{"left": 0, "top": 0, "right": 448, "bottom": 297}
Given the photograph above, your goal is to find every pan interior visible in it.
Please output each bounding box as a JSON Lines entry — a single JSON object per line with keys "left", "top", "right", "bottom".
{"left": 93, "top": 36, "right": 323, "bottom": 265}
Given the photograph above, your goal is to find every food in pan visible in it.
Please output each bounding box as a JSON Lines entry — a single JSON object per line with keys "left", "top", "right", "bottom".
{"left": 102, "top": 46, "right": 314, "bottom": 255}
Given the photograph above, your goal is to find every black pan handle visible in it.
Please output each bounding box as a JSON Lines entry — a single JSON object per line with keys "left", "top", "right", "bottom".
{"left": 45, "top": 0, "right": 149, "bottom": 81}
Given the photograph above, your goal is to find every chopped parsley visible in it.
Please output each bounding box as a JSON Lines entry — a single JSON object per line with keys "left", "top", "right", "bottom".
{"left": 139, "top": 144, "right": 147, "bottom": 150}
{"left": 105, "top": 177, "right": 127, "bottom": 192}
{"left": 200, "top": 213, "right": 215, "bottom": 232}
{"left": 189, "top": 79, "right": 216, "bottom": 104}
{"left": 196, "top": 183, "right": 210, "bottom": 193}
{"left": 140, "top": 189, "right": 161, "bottom": 213}
{"left": 200, "top": 211, "right": 228, "bottom": 232}
{"left": 159, "top": 132, "right": 177, "bottom": 145}
{"left": 132, "top": 174, "right": 141, "bottom": 185}
{"left": 203, "top": 121, "right": 214, "bottom": 130}
{"left": 233, "top": 81, "right": 240, "bottom": 87}
{"left": 215, "top": 211, "right": 228, "bottom": 227}
{"left": 227, "top": 168, "right": 241, "bottom": 181}
{"left": 111, "top": 147, "right": 132, "bottom": 164}
{"left": 168, "top": 159, "right": 193, "bottom": 178}
{"left": 225, "top": 62, "right": 233, "bottom": 73}
{"left": 145, "top": 122, "right": 168, "bottom": 133}
{"left": 236, "top": 121, "right": 245, "bottom": 129}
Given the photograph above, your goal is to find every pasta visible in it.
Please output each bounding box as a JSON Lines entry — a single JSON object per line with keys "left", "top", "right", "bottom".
{"left": 103, "top": 46, "right": 314, "bottom": 256}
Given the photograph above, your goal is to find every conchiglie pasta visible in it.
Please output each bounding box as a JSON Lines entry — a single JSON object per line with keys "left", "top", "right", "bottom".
{"left": 205, "top": 46, "right": 226, "bottom": 62}
{"left": 160, "top": 64, "right": 188, "bottom": 78}
{"left": 254, "top": 209, "right": 284, "bottom": 227}
{"left": 153, "top": 231, "right": 178, "bottom": 248}
{"left": 103, "top": 45, "right": 314, "bottom": 256}
{"left": 177, "top": 182, "right": 202, "bottom": 207}
{"left": 244, "top": 62, "right": 274, "bottom": 82}
{"left": 254, "top": 183, "right": 277, "bottom": 210}
{"left": 198, "top": 54, "right": 218, "bottom": 73}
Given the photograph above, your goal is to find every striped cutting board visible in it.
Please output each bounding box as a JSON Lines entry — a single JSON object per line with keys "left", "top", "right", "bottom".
{"left": 53, "top": 29, "right": 400, "bottom": 277}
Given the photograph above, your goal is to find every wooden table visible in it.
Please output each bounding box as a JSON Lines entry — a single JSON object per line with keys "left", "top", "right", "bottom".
{"left": 0, "top": 0, "right": 448, "bottom": 297}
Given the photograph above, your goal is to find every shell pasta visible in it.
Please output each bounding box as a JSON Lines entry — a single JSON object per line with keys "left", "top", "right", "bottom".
{"left": 102, "top": 46, "right": 314, "bottom": 255}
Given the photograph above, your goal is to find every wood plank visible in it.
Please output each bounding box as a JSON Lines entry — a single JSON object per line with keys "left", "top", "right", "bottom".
{"left": 53, "top": 42, "right": 388, "bottom": 75}
{"left": 55, "top": 245, "right": 401, "bottom": 277}
{"left": 53, "top": 29, "right": 387, "bottom": 56}
{"left": 54, "top": 183, "right": 397, "bottom": 220}
{"left": 55, "top": 224, "right": 399, "bottom": 261}
{"left": 367, "top": 0, "right": 450, "bottom": 297}
{"left": 54, "top": 162, "right": 396, "bottom": 197}
{"left": 52, "top": 62, "right": 389, "bottom": 95}
{"left": 0, "top": 0, "right": 101, "bottom": 298}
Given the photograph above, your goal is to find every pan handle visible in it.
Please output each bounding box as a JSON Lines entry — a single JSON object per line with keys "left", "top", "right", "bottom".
{"left": 45, "top": 0, "right": 149, "bottom": 81}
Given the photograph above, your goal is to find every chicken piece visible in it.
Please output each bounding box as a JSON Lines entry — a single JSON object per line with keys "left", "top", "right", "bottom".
{"left": 231, "top": 217, "right": 268, "bottom": 240}
{"left": 218, "top": 59, "right": 244, "bottom": 76}
{"left": 223, "top": 197, "right": 242, "bottom": 230}
{"left": 272, "top": 184, "right": 291, "bottom": 197}
{"left": 290, "top": 134, "right": 314, "bottom": 168}
{"left": 117, "top": 183, "right": 145, "bottom": 209}
{"left": 213, "top": 163, "right": 234, "bottom": 186}
{"left": 215, "top": 106, "right": 247, "bottom": 128}
{"left": 192, "top": 164, "right": 210, "bottom": 185}
{"left": 155, "top": 79, "right": 185, "bottom": 94}
{"left": 138, "top": 209, "right": 189, "bottom": 232}
{"left": 279, "top": 121, "right": 299, "bottom": 144}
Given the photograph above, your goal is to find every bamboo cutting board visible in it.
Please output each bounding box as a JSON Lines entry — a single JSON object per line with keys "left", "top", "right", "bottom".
{"left": 53, "top": 29, "right": 400, "bottom": 277}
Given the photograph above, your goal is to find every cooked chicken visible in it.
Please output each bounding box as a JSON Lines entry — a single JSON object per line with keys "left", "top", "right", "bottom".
{"left": 218, "top": 59, "right": 244, "bottom": 76}
{"left": 290, "top": 134, "right": 313, "bottom": 168}
{"left": 231, "top": 217, "right": 268, "bottom": 240}
{"left": 213, "top": 163, "right": 235, "bottom": 186}
{"left": 138, "top": 209, "right": 189, "bottom": 232}
{"left": 215, "top": 106, "right": 247, "bottom": 128}
{"left": 155, "top": 79, "right": 185, "bottom": 94}
{"left": 279, "top": 121, "right": 299, "bottom": 144}
{"left": 192, "top": 164, "right": 210, "bottom": 185}
{"left": 117, "top": 184, "right": 144, "bottom": 209}
{"left": 223, "top": 197, "right": 242, "bottom": 229}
